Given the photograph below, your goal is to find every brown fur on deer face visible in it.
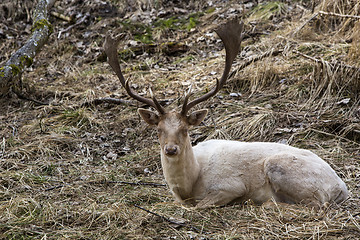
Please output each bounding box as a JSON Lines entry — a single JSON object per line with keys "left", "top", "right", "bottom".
{"left": 138, "top": 109, "right": 208, "bottom": 157}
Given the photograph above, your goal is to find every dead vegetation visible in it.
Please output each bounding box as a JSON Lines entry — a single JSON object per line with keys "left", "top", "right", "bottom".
{"left": 0, "top": 0, "right": 359, "bottom": 239}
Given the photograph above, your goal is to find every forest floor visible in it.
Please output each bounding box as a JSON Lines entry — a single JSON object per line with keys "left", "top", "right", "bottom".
{"left": 0, "top": 0, "right": 359, "bottom": 239}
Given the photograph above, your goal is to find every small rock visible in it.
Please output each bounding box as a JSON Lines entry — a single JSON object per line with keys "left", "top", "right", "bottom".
{"left": 157, "top": 10, "right": 167, "bottom": 18}
{"left": 123, "top": 146, "right": 131, "bottom": 151}
{"left": 173, "top": 7, "right": 188, "bottom": 14}
{"left": 144, "top": 168, "right": 152, "bottom": 174}
{"left": 106, "top": 152, "right": 118, "bottom": 160}
{"left": 128, "top": 40, "right": 138, "bottom": 46}
{"left": 205, "top": 32, "right": 215, "bottom": 37}
{"left": 80, "top": 175, "right": 89, "bottom": 180}
{"left": 122, "top": 128, "right": 136, "bottom": 137}
{"left": 278, "top": 139, "right": 288, "bottom": 145}
{"left": 229, "top": 92, "right": 242, "bottom": 97}
{"left": 265, "top": 104, "right": 272, "bottom": 109}
{"left": 196, "top": 36, "right": 205, "bottom": 42}
{"left": 279, "top": 78, "right": 287, "bottom": 84}
{"left": 244, "top": 2, "right": 254, "bottom": 9}
{"left": 336, "top": 98, "right": 350, "bottom": 105}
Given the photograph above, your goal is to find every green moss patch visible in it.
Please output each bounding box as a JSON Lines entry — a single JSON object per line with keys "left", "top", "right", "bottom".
{"left": 249, "top": 1, "right": 287, "bottom": 21}
{"left": 31, "top": 18, "right": 53, "bottom": 34}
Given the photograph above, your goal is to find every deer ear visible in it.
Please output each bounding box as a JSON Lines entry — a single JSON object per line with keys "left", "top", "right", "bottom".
{"left": 187, "top": 109, "right": 208, "bottom": 126}
{"left": 138, "top": 108, "right": 160, "bottom": 125}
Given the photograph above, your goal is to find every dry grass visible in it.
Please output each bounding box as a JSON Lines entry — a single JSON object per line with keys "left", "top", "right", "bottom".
{"left": 0, "top": 0, "right": 359, "bottom": 239}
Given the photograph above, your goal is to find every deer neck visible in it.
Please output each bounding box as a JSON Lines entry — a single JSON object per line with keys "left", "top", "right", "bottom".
{"left": 160, "top": 138, "right": 200, "bottom": 202}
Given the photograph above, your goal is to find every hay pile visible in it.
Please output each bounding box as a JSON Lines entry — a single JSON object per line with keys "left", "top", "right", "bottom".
{"left": 0, "top": 0, "right": 359, "bottom": 239}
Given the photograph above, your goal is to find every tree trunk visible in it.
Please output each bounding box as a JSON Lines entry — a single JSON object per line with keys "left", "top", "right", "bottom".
{"left": 0, "top": 0, "right": 56, "bottom": 97}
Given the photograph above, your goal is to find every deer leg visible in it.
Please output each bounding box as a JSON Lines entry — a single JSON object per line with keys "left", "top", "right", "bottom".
{"left": 264, "top": 154, "right": 326, "bottom": 207}
{"left": 195, "top": 184, "right": 246, "bottom": 209}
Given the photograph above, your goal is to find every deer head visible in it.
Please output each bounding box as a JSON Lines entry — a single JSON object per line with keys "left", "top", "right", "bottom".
{"left": 104, "top": 18, "right": 243, "bottom": 158}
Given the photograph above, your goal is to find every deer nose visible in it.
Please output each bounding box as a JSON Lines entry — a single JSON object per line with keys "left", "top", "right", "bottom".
{"left": 165, "top": 145, "right": 179, "bottom": 156}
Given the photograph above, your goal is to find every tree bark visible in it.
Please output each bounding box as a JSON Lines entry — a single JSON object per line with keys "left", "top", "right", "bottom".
{"left": 0, "top": 0, "right": 56, "bottom": 96}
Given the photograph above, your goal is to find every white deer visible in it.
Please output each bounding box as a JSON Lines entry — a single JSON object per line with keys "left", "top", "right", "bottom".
{"left": 104, "top": 18, "right": 348, "bottom": 208}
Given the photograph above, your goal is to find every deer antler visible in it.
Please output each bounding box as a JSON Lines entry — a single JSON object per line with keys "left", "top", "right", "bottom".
{"left": 104, "top": 32, "right": 165, "bottom": 114}
{"left": 181, "top": 18, "right": 243, "bottom": 115}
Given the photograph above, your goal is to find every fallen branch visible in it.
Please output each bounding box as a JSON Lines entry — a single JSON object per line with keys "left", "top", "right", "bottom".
{"left": 87, "top": 180, "right": 166, "bottom": 187}
{"left": 103, "top": 180, "right": 166, "bottom": 187}
{"left": 98, "top": 41, "right": 189, "bottom": 61}
{"left": 0, "top": 0, "right": 56, "bottom": 96}
{"left": 318, "top": 11, "right": 360, "bottom": 20}
{"left": 292, "top": 12, "right": 319, "bottom": 36}
{"left": 50, "top": 11, "right": 73, "bottom": 23}
{"left": 308, "top": 128, "right": 360, "bottom": 147}
{"left": 294, "top": 50, "right": 360, "bottom": 71}
{"left": 81, "top": 96, "right": 173, "bottom": 109}
{"left": 134, "top": 204, "right": 204, "bottom": 233}
{"left": 13, "top": 88, "right": 49, "bottom": 105}
{"left": 81, "top": 97, "right": 134, "bottom": 107}
{"left": 292, "top": 11, "right": 360, "bottom": 36}
{"left": 44, "top": 180, "right": 166, "bottom": 191}
{"left": 229, "top": 49, "right": 283, "bottom": 78}
{"left": 44, "top": 184, "right": 65, "bottom": 191}
{"left": 57, "top": 13, "right": 89, "bottom": 39}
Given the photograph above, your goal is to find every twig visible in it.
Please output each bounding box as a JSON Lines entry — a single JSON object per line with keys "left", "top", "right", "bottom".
{"left": 87, "top": 180, "right": 166, "bottom": 187}
{"left": 81, "top": 97, "right": 173, "bottom": 108}
{"left": 13, "top": 88, "right": 49, "bottom": 105}
{"left": 292, "top": 12, "right": 319, "bottom": 36}
{"left": 134, "top": 204, "right": 204, "bottom": 233}
{"left": 308, "top": 128, "right": 360, "bottom": 147}
{"left": 294, "top": 50, "right": 360, "bottom": 71}
{"left": 57, "top": 13, "right": 88, "bottom": 38}
{"left": 113, "top": 42, "right": 189, "bottom": 59}
{"left": 44, "top": 180, "right": 165, "bottom": 192}
{"left": 319, "top": 11, "right": 360, "bottom": 20}
{"left": 44, "top": 184, "right": 64, "bottom": 191}
{"left": 292, "top": 11, "right": 360, "bottom": 37}
{"left": 209, "top": 107, "right": 217, "bottom": 131}
{"left": 81, "top": 97, "right": 134, "bottom": 107}
{"left": 107, "top": 180, "right": 166, "bottom": 187}
{"left": 230, "top": 49, "right": 283, "bottom": 77}
{"left": 50, "top": 11, "right": 73, "bottom": 22}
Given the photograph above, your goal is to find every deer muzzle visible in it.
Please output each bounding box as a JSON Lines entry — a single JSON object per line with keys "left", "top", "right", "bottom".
{"left": 164, "top": 145, "right": 179, "bottom": 156}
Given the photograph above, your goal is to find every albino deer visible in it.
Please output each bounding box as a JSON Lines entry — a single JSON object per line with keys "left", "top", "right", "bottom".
{"left": 104, "top": 19, "right": 348, "bottom": 208}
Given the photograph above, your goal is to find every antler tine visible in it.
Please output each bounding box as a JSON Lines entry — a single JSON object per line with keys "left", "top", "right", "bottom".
{"left": 182, "top": 18, "right": 243, "bottom": 115}
{"left": 104, "top": 32, "right": 165, "bottom": 114}
{"left": 181, "top": 84, "right": 193, "bottom": 115}
{"left": 149, "top": 88, "right": 166, "bottom": 114}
